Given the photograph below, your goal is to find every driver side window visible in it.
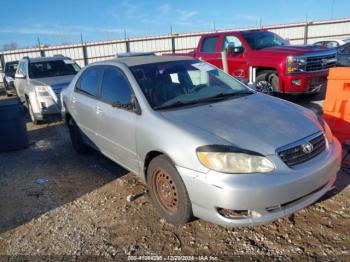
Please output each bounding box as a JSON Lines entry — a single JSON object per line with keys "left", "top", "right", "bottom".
{"left": 100, "top": 67, "right": 132, "bottom": 105}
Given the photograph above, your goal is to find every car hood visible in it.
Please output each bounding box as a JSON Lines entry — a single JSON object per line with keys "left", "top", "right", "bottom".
{"left": 257, "top": 45, "right": 328, "bottom": 56}
{"left": 30, "top": 75, "right": 75, "bottom": 91}
{"left": 160, "top": 94, "right": 321, "bottom": 155}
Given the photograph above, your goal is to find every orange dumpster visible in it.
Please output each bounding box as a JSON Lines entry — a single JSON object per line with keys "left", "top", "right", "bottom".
{"left": 322, "top": 67, "right": 350, "bottom": 145}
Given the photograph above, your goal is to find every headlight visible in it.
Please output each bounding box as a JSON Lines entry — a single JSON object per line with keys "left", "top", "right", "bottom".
{"left": 317, "top": 115, "right": 334, "bottom": 144}
{"left": 286, "top": 56, "right": 306, "bottom": 73}
{"left": 196, "top": 145, "right": 275, "bottom": 174}
{"left": 35, "top": 86, "right": 51, "bottom": 97}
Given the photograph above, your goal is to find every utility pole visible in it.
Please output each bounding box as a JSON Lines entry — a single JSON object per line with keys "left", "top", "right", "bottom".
{"left": 259, "top": 17, "right": 262, "bottom": 29}
{"left": 37, "top": 37, "right": 45, "bottom": 57}
{"left": 170, "top": 25, "right": 176, "bottom": 53}
{"left": 213, "top": 21, "right": 216, "bottom": 32}
{"left": 304, "top": 13, "right": 309, "bottom": 45}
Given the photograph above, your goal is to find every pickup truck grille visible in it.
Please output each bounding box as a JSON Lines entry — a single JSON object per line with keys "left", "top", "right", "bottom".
{"left": 278, "top": 133, "right": 326, "bottom": 167}
{"left": 305, "top": 53, "right": 337, "bottom": 72}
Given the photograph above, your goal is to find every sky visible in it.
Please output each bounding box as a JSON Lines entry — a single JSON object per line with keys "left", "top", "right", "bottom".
{"left": 0, "top": 0, "right": 349, "bottom": 48}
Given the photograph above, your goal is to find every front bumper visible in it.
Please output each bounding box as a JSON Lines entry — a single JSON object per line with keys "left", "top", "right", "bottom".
{"left": 34, "top": 112, "right": 62, "bottom": 122}
{"left": 282, "top": 70, "right": 329, "bottom": 94}
{"left": 177, "top": 138, "right": 342, "bottom": 227}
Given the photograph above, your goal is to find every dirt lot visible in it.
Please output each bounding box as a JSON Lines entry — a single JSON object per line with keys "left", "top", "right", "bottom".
{"left": 0, "top": 85, "right": 349, "bottom": 260}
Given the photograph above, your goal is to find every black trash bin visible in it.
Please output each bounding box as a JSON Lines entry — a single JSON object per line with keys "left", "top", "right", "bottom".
{"left": 0, "top": 97, "right": 29, "bottom": 152}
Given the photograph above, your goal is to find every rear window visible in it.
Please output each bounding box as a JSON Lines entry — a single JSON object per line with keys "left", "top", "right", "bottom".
{"left": 200, "top": 36, "right": 219, "bottom": 53}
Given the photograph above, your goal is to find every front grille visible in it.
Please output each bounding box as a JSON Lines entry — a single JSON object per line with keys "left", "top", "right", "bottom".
{"left": 305, "top": 54, "right": 337, "bottom": 72}
{"left": 278, "top": 133, "right": 326, "bottom": 167}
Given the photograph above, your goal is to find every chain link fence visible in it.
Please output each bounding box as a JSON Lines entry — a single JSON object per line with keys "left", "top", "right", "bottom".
{"left": 1, "top": 18, "right": 350, "bottom": 71}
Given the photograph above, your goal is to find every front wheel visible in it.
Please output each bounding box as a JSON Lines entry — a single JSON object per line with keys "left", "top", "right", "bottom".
{"left": 255, "top": 72, "right": 279, "bottom": 95}
{"left": 147, "top": 155, "right": 193, "bottom": 225}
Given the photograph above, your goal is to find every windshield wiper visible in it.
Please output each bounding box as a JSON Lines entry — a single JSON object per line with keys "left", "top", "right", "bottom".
{"left": 154, "top": 91, "right": 253, "bottom": 110}
{"left": 154, "top": 100, "right": 197, "bottom": 110}
{"left": 194, "top": 91, "right": 254, "bottom": 103}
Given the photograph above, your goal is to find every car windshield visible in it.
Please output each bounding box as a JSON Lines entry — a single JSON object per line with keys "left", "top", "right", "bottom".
{"left": 29, "top": 60, "right": 80, "bottom": 79}
{"left": 242, "top": 31, "right": 287, "bottom": 50}
{"left": 130, "top": 60, "right": 253, "bottom": 110}
{"left": 5, "top": 62, "right": 18, "bottom": 75}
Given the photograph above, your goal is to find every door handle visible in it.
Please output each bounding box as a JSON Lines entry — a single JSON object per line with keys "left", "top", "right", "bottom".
{"left": 72, "top": 97, "right": 77, "bottom": 103}
{"left": 96, "top": 106, "right": 103, "bottom": 114}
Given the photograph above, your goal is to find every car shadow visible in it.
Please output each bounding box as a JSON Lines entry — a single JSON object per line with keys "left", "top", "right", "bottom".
{"left": 0, "top": 122, "right": 130, "bottom": 234}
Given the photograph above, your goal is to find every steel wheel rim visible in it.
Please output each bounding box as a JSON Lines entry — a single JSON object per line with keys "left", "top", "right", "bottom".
{"left": 153, "top": 167, "right": 179, "bottom": 214}
{"left": 256, "top": 80, "right": 273, "bottom": 95}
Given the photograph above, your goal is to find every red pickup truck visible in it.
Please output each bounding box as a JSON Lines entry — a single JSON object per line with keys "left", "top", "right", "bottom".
{"left": 171, "top": 30, "right": 337, "bottom": 95}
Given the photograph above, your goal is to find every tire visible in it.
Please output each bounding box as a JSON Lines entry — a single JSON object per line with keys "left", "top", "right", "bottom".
{"left": 147, "top": 155, "right": 193, "bottom": 225}
{"left": 67, "top": 117, "right": 90, "bottom": 154}
{"left": 255, "top": 71, "right": 280, "bottom": 95}
{"left": 27, "top": 100, "right": 39, "bottom": 125}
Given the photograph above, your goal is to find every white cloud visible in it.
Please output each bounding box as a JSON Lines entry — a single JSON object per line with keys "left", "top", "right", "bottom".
{"left": 236, "top": 14, "right": 260, "bottom": 22}
{"left": 177, "top": 10, "right": 198, "bottom": 21}
{"left": 0, "top": 24, "right": 126, "bottom": 36}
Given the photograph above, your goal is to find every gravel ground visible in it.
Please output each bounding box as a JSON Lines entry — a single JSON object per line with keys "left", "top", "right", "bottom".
{"left": 0, "top": 85, "right": 349, "bottom": 260}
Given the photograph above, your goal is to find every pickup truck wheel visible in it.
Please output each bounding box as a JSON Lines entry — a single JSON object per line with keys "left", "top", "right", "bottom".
{"left": 255, "top": 72, "right": 279, "bottom": 95}
{"left": 68, "top": 118, "right": 90, "bottom": 154}
{"left": 147, "top": 155, "right": 193, "bottom": 225}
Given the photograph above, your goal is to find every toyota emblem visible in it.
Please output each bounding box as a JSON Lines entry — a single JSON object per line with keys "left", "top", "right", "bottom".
{"left": 302, "top": 142, "right": 314, "bottom": 154}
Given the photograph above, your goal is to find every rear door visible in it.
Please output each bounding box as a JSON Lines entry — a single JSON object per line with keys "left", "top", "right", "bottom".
{"left": 96, "top": 66, "right": 138, "bottom": 173}
{"left": 196, "top": 35, "right": 222, "bottom": 68}
{"left": 71, "top": 66, "right": 103, "bottom": 147}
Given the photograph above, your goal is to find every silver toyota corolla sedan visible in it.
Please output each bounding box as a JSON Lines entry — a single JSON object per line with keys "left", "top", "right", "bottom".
{"left": 61, "top": 55, "right": 342, "bottom": 227}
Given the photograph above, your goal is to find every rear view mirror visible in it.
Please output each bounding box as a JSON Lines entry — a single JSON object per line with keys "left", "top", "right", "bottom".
{"left": 15, "top": 72, "right": 26, "bottom": 79}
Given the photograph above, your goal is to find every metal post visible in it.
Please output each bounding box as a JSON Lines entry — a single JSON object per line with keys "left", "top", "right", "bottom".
{"left": 248, "top": 66, "right": 253, "bottom": 85}
{"left": 304, "top": 23, "right": 308, "bottom": 44}
{"left": 125, "top": 40, "right": 130, "bottom": 53}
{"left": 221, "top": 50, "right": 228, "bottom": 73}
{"left": 0, "top": 54, "right": 5, "bottom": 70}
{"left": 82, "top": 45, "right": 88, "bottom": 66}
{"left": 37, "top": 37, "right": 45, "bottom": 57}
{"left": 171, "top": 36, "right": 176, "bottom": 54}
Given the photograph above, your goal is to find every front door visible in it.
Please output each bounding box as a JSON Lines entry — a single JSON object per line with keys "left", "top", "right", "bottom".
{"left": 96, "top": 66, "right": 138, "bottom": 173}
{"left": 14, "top": 60, "right": 28, "bottom": 101}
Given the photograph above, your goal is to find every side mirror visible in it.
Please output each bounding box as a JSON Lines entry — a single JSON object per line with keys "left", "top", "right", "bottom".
{"left": 15, "top": 72, "right": 26, "bottom": 79}
{"left": 226, "top": 44, "right": 244, "bottom": 55}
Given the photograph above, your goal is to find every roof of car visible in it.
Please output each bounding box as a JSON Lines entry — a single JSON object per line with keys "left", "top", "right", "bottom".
{"left": 106, "top": 55, "right": 196, "bottom": 67}
{"left": 5, "top": 60, "right": 18, "bottom": 65}
{"left": 20, "top": 56, "right": 72, "bottom": 63}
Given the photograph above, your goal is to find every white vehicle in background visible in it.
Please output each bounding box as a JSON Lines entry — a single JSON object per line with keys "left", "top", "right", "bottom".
{"left": 14, "top": 55, "right": 80, "bottom": 124}
{"left": 312, "top": 37, "right": 350, "bottom": 48}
